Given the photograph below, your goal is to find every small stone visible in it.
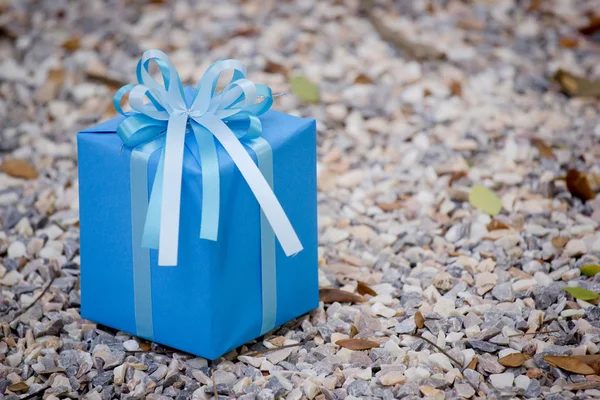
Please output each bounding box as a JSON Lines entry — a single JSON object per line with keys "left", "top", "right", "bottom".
{"left": 564, "top": 239, "right": 586, "bottom": 257}
{"left": 379, "top": 371, "right": 406, "bottom": 386}
{"left": 404, "top": 367, "right": 430, "bottom": 382}
{"left": 123, "top": 340, "right": 139, "bottom": 351}
{"left": 490, "top": 372, "right": 514, "bottom": 389}
{"left": 491, "top": 282, "right": 514, "bottom": 302}
{"left": 515, "top": 375, "right": 530, "bottom": 390}
{"left": 429, "top": 353, "right": 453, "bottom": 372}
{"left": 455, "top": 383, "right": 475, "bottom": 398}
{"left": 396, "top": 318, "right": 416, "bottom": 334}
{"left": 302, "top": 379, "right": 320, "bottom": 399}
{"left": 7, "top": 241, "right": 26, "bottom": 258}
{"left": 419, "top": 386, "right": 445, "bottom": 400}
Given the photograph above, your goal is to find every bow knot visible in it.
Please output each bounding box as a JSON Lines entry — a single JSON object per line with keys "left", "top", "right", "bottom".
{"left": 113, "top": 49, "right": 302, "bottom": 266}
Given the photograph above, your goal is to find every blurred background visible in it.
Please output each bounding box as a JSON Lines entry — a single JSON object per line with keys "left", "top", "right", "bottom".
{"left": 1, "top": 0, "right": 600, "bottom": 399}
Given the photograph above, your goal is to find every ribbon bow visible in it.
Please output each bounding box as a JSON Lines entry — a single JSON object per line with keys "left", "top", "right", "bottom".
{"left": 113, "top": 49, "right": 302, "bottom": 266}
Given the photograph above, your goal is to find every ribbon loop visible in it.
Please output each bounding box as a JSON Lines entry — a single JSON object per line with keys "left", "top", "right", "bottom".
{"left": 113, "top": 49, "right": 302, "bottom": 263}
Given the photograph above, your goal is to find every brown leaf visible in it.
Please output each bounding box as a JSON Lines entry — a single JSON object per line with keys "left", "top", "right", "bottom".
{"left": 566, "top": 169, "right": 596, "bottom": 201}
{"left": 498, "top": 353, "right": 529, "bottom": 367}
{"left": 62, "top": 35, "right": 81, "bottom": 52}
{"left": 579, "top": 15, "right": 600, "bottom": 36}
{"left": 559, "top": 37, "right": 579, "bottom": 48}
{"left": 531, "top": 138, "right": 555, "bottom": 159}
{"left": 543, "top": 356, "right": 596, "bottom": 375}
{"left": 573, "top": 355, "right": 600, "bottom": 366}
{"left": 232, "top": 26, "right": 260, "bottom": 38}
{"left": 449, "top": 80, "right": 462, "bottom": 97}
{"left": 486, "top": 219, "right": 510, "bottom": 231}
{"left": 554, "top": 69, "right": 600, "bottom": 97}
{"left": 414, "top": 311, "right": 424, "bottom": 329}
{"left": 357, "top": 282, "right": 377, "bottom": 297}
{"left": 551, "top": 237, "right": 569, "bottom": 249}
{"left": 139, "top": 342, "right": 152, "bottom": 352}
{"left": 264, "top": 61, "right": 288, "bottom": 76}
{"left": 335, "top": 338, "right": 380, "bottom": 350}
{"left": 448, "top": 170, "right": 467, "bottom": 186}
{"left": 466, "top": 357, "right": 478, "bottom": 370}
{"left": 527, "top": 0, "right": 542, "bottom": 11}
{"left": 1, "top": 159, "right": 38, "bottom": 179}
{"left": 377, "top": 201, "right": 401, "bottom": 211}
{"left": 36, "top": 68, "right": 66, "bottom": 103}
{"left": 8, "top": 381, "right": 29, "bottom": 392}
{"left": 354, "top": 74, "right": 373, "bottom": 84}
{"left": 319, "top": 288, "right": 366, "bottom": 304}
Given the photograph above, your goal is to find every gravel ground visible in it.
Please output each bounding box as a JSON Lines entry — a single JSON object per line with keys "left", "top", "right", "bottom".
{"left": 1, "top": 0, "right": 600, "bottom": 399}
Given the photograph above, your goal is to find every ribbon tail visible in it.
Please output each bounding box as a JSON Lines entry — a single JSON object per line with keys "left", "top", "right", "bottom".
{"left": 141, "top": 142, "right": 166, "bottom": 250}
{"left": 190, "top": 123, "right": 220, "bottom": 241}
{"left": 247, "top": 137, "right": 277, "bottom": 335}
{"left": 197, "top": 114, "right": 303, "bottom": 256}
{"left": 130, "top": 140, "right": 164, "bottom": 341}
{"left": 156, "top": 112, "right": 188, "bottom": 266}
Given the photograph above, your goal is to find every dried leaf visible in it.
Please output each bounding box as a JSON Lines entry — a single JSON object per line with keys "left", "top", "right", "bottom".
{"left": 487, "top": 219, "right": 510, "bottom": 231}
{"left": 559, "top": 37, "right": 579, "bottom": 48}
{"left": 357, "top": 282, "right": 377, "bottom": 297}
{"left": 543, "top": 356, "right": 596, "bottom": 375}
{"left": 527, "top": 0, "right": 542, "bottom": 11}
{"left": 581, "top": 264, "right": 600, "bottom": 277}
{"left": 62, "top": 35, "right": 81, "bottom": 52}
{"left": 498, "top": 353, "right": 529, "bottom": 367}
{"left": 469, "top": 185, "right": 502, "bottom": 216}
{"left": 579, "top": 15, "right": 600, "bottom": 36}
{"left": 448, "top": 170, "right": 467, "bottom": 186}
{"left": 319, "top": 288, "right": 366, "bottom": 304}
{"left": 336, "top": 338, "right": 380, "bottom": 350}
{"left": 264, "top": 61, "right": 288, "bottom": 76}
{"left": 531, "top": 138, "right": 555, "bottom": 159}
{"left": 290, "top": 75, "right": 319, "bottom": 104}
{"left": 8, "top": 381, "right": 29, "bottom": 392}
{"left": 350, "top": 325, "right": 358, "bottom": 338}
{"left": 449, "top": 80, "right": 462, "bottom": 97}
{"left": 36, "top": 68, "right": 66, "bottom": 103}
{"left": 554, "top": 69, "right": 600, "bottom": 98}
{"left": 1, "top": 159, "right": 38, "bottom": 179}
{"left": 573, "top": 355, "right": 600, "bottom": 365}
{"left": 562, "top": 287, "right": 600, "bottom": 301}
{"left": 466, "top": 357, "right": 478, "bottom": 370}
{"left": 139, "top": 342, "right": 152, "bottom": 352}
{"left": 566, "top": 169, "right": 596, "bottom": 201}
{"left": 414, "top": 311, "right": 424, "bottom": 329}
{"left": 551, "top": 237, "right": 569, "bottom": 248}
{"left": 353, "top": 74, "right": 373, "bottom": 84}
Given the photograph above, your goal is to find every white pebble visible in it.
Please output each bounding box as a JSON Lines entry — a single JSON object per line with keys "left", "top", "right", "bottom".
{"left": 7, "top": 241, "right": 26, "bottom": 259}
{"left": 490, "top": 373, "right": 514, "bottom": 388}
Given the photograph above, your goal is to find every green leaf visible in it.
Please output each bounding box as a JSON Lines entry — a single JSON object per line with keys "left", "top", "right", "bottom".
{"left": 290, "top": 75, "right": 319, "bottom": 103}
{"left": 469, "top": 185, "right": 502, "bottom": 216}
{"left": 581, "top": 264, "right": 600, "bottom": 277}
{"left": 563, "top": 287, "right": 600, "bottom": 301}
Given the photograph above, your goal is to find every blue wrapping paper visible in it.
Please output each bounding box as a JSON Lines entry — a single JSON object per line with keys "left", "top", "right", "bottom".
{"left": 77, "top": 92, "right": 318, "bottom": 359}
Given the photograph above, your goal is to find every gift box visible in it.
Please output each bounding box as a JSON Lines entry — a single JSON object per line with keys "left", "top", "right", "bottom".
{"left": 77, "top": 50, "right": 318, "bottom": 359}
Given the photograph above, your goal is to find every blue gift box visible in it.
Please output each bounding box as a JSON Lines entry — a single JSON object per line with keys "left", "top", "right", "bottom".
{"left": 77, "top": 85, "right": 318, "bottom": 359}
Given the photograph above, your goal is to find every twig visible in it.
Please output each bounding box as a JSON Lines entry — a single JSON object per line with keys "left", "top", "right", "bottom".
{"left": 363, "top": 0, "right": 445, "bottom": 61}
{"left": 10, "top": 276, "right": 56, "bottom": 325}
{"left": 211, "top": 367, "right": 219, "bottom": 400}
{"left": 508, "top": 329, "right": 560, "bottom": 338}
{"left": 408, "top": 333, "right": 462, "bottom": 367}
{"left": 240, "top": 342, "right": 303, "bottom": 357}
{"left": 125, "top": 349, "right": 178, "bottom": 355}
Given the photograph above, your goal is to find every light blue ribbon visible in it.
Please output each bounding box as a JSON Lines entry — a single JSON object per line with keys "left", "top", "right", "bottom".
{"left": 113, "top": 49, "right": 303, "bottom": 340}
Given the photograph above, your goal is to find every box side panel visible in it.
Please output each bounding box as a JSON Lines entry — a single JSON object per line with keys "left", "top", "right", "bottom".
{"left": 77, "top": 132, "right": 137, "bottom": 334}
{"left": 212, "top": 112, "right": 319, "bottom": 355}
{"left": 271, "top": 117, "right": 319, "bottom": 326}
